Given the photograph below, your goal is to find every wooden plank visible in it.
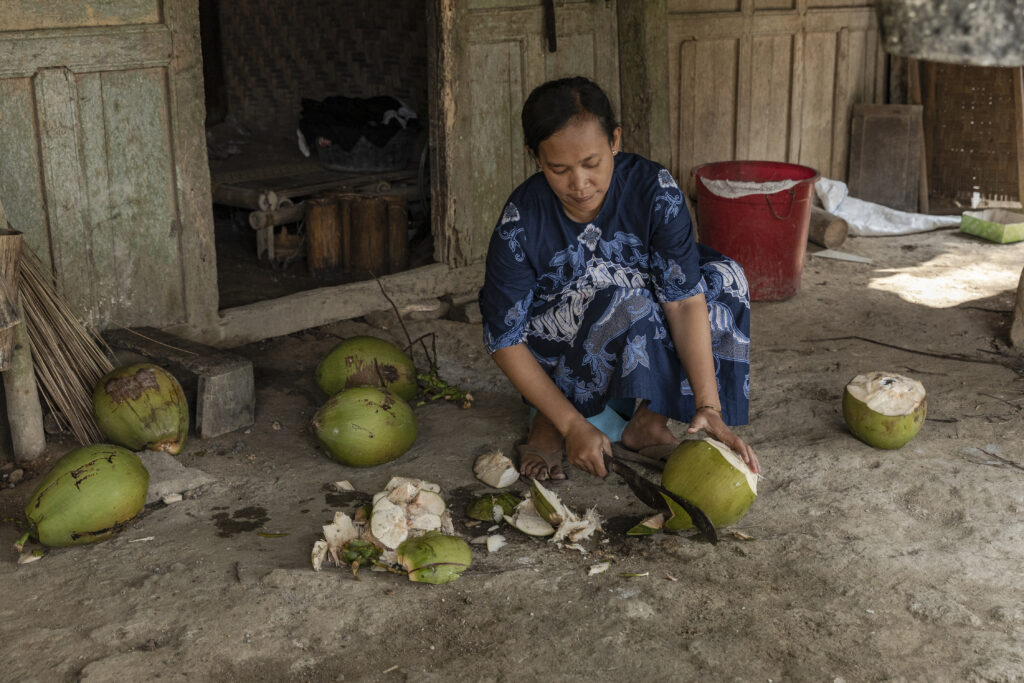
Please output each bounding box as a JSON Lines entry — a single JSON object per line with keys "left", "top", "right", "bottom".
{"left": 846, "top": 104, "right": 923, "bottom": 211}
{"left": 830, "top": 27, "right": 851, "bottom": 180}
{"left": 1014, "top": 67, "right": 1024, "bottom": 204}
{"left": 34, "top": 67, "right": 96, "bottom": 321}
{"left": 907, "top": 59, "right": 929, "bottom": 213}
{"left": 691, "top": 39, "right": 738, "bottom": 169}
{"left": 617, "top": 0, "right": 670, "bottom": 166}
{"left": 788, "top": 28, "right": 805, "bottom": 164}
{"left": 0, "top": 26, "right": 172, "bottom": 78}
{"left": 427, "top": 0, "right": 457, "bottom": 266}
{"left": 100, "top": 67, "right": 185, "bottom": 326}
{"left": 165, "top": 0, "right": 220, "bottom": 329}
{"left": 0, "top": 78, "right": 49, "bottom": 267}
{"left": 797, "top": 31, "right": 835, "bottom": 176}
{"left": 0, "top": 0, "right": 160, "bottom": 31}
{"left": 748, "top": 34, "right": 793, "bottom": 161}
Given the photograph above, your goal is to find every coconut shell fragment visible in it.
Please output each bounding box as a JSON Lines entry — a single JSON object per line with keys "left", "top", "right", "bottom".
{"left": 473, "top": 450, "right": 518, "bottom": 488}
{"left": 397, "top": 531, "right": 472, "bottom": 584}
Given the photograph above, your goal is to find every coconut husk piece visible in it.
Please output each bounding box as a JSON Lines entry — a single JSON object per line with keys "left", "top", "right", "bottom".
{"left": 18, "top": 247, "right": 113, "bottom": 444}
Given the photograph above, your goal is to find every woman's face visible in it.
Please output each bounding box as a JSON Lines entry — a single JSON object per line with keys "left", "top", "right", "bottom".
{"left": 534, "top": 116, "right": 621, "bottom": 223}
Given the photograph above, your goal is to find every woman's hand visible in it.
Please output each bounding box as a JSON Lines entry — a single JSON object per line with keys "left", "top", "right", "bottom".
{"left": 563, "top": 417, "right": 611, "bottom": 478}
{"left": 687, "top": 407, "right": 761, "bottom": 474}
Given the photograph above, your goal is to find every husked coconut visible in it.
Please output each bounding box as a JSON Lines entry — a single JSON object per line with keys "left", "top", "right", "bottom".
{"left": 370, "top": 498, "right": 409, "bottom": 549}
{"left": 387, "top": 481, "right": 421, "bottom": 505}
{"left": 843, "top": 371, "right": 927, "bottom": 449}
{"left": 473, "top": 450, "right": 518, "bottom": 489}
{"left": 385, "top": 476, "right": 440, "bottom": 494}
{"left": 408, "top": 512, "right": 443, "bottom": 531}
{"left": 407, "top": 490, "right": 446, "bottom": 517}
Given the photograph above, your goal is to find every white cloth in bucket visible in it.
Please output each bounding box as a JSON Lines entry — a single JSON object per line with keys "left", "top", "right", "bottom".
{"left": 814, "top": 177, "right": 961, "bottom": 237}
{"left": 700, "top": 178, "right": 804, "bottom": 199}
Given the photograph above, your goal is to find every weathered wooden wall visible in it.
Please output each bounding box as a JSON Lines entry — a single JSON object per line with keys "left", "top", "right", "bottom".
{"left": 0, "top": 0, "right": 218, "bottom": 331}
{"left": 667, "top": 0, "right": 887, "bottom": 187}
{"left": 434, "top": 0, "right": 620, "bottom": 268}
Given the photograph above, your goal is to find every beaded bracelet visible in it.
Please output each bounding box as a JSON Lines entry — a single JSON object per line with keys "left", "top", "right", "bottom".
{"left": 695, "top": 404, "right": 721, "bottom": 413}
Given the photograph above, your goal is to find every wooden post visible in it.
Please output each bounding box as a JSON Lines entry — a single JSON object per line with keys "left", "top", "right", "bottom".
{"left": 305, "top": 196, "right": 341, "bottom": 275}
{"left": 383, "top": 195, "right": 409, "bottom": 274}
{"left": 808, "top": 207, "right": 849, "bottom": 249}
{"left": 0, "top": 228, "right": 23, "bottom": 371}
{"left": 3, "top": 302, "right": 46, "bottom": 461}
{"left": 349, "top": 196, "right": 388, "bottom": 278}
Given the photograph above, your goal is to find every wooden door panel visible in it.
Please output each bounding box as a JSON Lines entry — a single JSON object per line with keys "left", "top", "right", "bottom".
{"left": 437, "top": 0, "right": 619, "bottom": 267}
{"left": 0, "top": 0, "right": 215, "bottom": 330}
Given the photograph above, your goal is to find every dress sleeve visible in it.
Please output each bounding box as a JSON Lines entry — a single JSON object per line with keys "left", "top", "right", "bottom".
{"left": 478, "top": 200, "right": 538, "bottom": 354}
{"left": 647, "top": 168, "right": 706, "bottom": 303}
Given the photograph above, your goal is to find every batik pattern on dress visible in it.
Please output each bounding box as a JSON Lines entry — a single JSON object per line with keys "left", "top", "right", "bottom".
{"left": 479, "top": 153, "right": 751, "bottom": 425}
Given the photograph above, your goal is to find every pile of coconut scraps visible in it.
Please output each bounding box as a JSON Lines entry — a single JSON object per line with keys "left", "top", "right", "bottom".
{"left": 311, "top": 477, "right": 456, "bottom": 577}
{"left": 504, "top": 479, "right": 602, "bottom": 549}
{"left": 473, "top": 449, "right": 518, "bottom": 488}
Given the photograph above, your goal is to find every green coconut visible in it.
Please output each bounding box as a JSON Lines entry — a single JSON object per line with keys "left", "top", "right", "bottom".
{"left": 396, "top": 531, "right": 472, "bottom": 585}
{"left": 661, "top": 438, "right": 758, "bottom": 531}
{"left": 316, "top": 336, "right": 418, "bottom": 401}
{"left": 18, "top": 444, "right": 149, "bottom": 548}
{"left": 465, "top": 493, "right": 522, "bottom": 522}
{"left": 311, "top": 387, "right": 418, "bottom": 467}
{"left": 843, "top": 371, "right": 927, "bottom": 450}
{"left": 92, "top": 363, "right": 188, "bottom": 454}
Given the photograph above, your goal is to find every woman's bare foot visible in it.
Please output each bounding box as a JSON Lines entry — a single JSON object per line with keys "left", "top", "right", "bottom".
{"left": 518, "top": 412, "right": 566, "bottom": 480}
{"left": 619, "top": 401, "right": 678, "bottom": 454}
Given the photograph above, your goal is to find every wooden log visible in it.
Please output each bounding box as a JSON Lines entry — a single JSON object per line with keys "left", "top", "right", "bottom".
{"left": 335, "top": 192, "right": 357, "bottom": 272}
{"left": 808, "top": 206, "right": 849, "bottom": 249}
{"left": 247, "top": 200, "right": 304, "bottom": 231}
{"left": 349, "top": 196, "right": 388, "bottom": 278}
{"left": 383, "top": 195, "right": 409, "bottom": 274}
{"left": 3, "top": 301, "right": 46, "bottom": 461}
{"left": 0, "top": 228, "right": 23, "bottom": 371}
{"left": 305, "top": 196, "right": 341, "bottom": 275}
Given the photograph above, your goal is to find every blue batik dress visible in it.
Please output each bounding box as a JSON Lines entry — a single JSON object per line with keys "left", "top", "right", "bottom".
{"left": 478, "top": 153, "right": 751, "bottom": 426}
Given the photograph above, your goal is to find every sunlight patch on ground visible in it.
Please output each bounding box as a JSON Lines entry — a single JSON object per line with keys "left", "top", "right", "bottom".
{"left": 868, "top": 247, "right": 1023, "bottom": 308}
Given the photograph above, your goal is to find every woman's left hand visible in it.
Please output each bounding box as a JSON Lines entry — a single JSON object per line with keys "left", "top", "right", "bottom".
{"left": 687, "top": 407, "right": 761, "bottom": 474}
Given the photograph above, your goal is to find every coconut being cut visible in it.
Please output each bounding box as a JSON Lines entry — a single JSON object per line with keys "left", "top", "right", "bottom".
{"left": 661, "top": 438, "right": 758, "bottom": 531}
{"left": 843, "top": 371, "right": 927, "bottom": 449}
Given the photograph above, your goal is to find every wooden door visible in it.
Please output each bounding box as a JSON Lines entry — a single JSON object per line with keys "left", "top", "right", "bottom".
{"left": 0, "top": 0, "right": 217, "bottom": 330}
{"left": 430, "top": 0, "right": 620, "bottom": 267}
{"left": 667, "top": 0, "right": 888, "bottom": 187}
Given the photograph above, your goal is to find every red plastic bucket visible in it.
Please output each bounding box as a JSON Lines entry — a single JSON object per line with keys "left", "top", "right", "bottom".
{"left": 692, "top": 160, "right": 820, "bottom": 301}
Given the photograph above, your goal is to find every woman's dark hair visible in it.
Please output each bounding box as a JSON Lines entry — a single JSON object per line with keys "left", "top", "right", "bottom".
{"left": 521, "top": 76, "right": 619, "bottom": 154}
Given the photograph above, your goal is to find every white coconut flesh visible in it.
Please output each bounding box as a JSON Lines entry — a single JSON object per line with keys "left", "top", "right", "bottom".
{"left": 846, "top": 372, "right": 926, "bottom": 416}
{"left": 407, "top": 490, "right": 446, "bottom": 517}
{"left": 486, "top": 535, "right": 506, "bottom": 553}
{"left": 370, "top": 498, "right": 409, "bottom": 549}
{"left": 474, "top": 450, "right": 519, "bottom": 489}
{"left": 311, "top": 539, "right": 328, "bottom": 571}
{"left": 505, "top": 498, "right": 555, "bottom": 537}
{"left": 703, "top": 438, "right": 758, "bottom": 494}
{"left": 385, "top": 476, "right": 440, "bottom": 494}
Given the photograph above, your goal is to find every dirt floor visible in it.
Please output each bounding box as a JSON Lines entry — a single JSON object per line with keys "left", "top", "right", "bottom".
{"left": 1, "top": 227, "right": 1023, "bottom": 682}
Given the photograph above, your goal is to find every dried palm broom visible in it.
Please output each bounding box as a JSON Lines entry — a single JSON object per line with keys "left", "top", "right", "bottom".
{"left": 18, "top": 246, "right": 113, "bottom": 444}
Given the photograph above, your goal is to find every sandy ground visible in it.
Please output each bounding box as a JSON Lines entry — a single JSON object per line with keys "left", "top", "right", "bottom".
{"left": 2, "top": 228, "right": 1023, "bottom": 683}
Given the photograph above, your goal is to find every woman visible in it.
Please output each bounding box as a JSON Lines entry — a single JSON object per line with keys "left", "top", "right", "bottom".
{"left": 479, "top": 76, "right": 760, "bottom": 481}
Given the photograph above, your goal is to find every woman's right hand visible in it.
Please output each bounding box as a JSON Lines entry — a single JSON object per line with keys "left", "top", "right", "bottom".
{"left": 563, "top": 417, "right": 611, "bottom": 478}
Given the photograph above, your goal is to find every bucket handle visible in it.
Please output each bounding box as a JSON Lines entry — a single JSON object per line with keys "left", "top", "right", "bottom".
{"left": 765, "top": 188, "right": 796, "bottom": 221}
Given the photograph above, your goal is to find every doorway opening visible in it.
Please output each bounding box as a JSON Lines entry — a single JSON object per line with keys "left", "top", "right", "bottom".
{"left": 198, "top": 0, "right": 435, "bottom": 310}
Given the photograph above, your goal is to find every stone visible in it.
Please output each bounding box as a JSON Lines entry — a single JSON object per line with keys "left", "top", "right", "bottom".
{"left": 1011, "top": 267, "right": 1024, "bottom": 348}
{"left": 138, "top": 451, "right": 216, "bottom": 505}
{"left": 103, "top": 327, "right": 254, "bottom": 439}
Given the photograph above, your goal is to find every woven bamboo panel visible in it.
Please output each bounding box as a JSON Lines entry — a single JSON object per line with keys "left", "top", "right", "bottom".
{"left": 921, "top": 62, "right": 1021, "bottom": 205}
{"left": 218, "top": 0, "right": 428, "bottom": 134}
